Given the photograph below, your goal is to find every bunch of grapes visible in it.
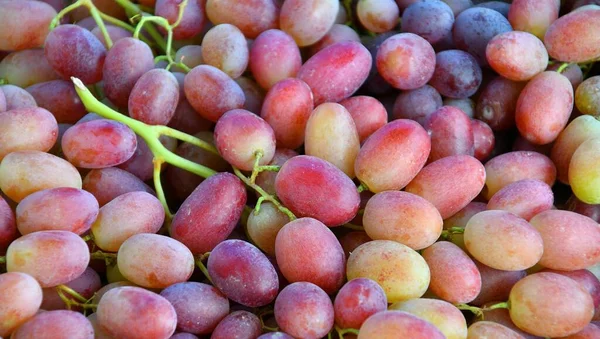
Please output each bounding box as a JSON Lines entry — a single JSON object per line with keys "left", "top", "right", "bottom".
{"left": 1, "top": 0, "right": 600, "bottom": 338}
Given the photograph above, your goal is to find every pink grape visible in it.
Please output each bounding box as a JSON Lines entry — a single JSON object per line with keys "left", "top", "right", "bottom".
{"left": 401, "top": 0, "right": 455, "bottom": 46}
{"left": 0, "top": 272, "right": 43, "bottom": 338}
{"left": 308, "top": 24, "right": 361, "bottom": 56}
{"left": 0, "top": 0, "right": 57, "bottom": 51}
{"left": 260, "top": 78, "right": 314, "bottom": 149}
{"left": 334, "top": 278, "right": 388, "bottom": 329}
{"left": 1, "top": 84, "right": 37, "bottom": 110}
{"left": 97, "top": 286, "right": 177, "bottom": 339}
{"left": 26, "top": 80, "right": 87, "bottom": 123}
{"left": 0, "top": 107, "right": 58, "bottom": 161}
{"left": 160, "top": 282, "right": 229, "bottom": 335}
{"left": 205, "top": 0, "right": 278, "bottom": 39}
{"left": 429, "top": 49, "right": 483, "bottom": 98}
{"left": 541, "top": 269, "right": 600, "bottom": 309}
{"left": 467, "top": 321, "right": 526, "bottom": 339}
{"left": 118, "top": 134, "right": 177, "bottom": 181}
{"left": 487, "top": 179, "right": 554, "bottom": 220}
{"left": 275, "top": 217, "right": 345, "bottom": 293}
{"left": 235, "top": 76, "right": 265, "bottom": 114}
{"left": 0, "top": 49, "right": 60, "bottom": 88}
{"left": 486, "top": 31, "right": 549, "bottom": 81}
{"left": 471, "top": 261, "right": 526, "bottom": 306}
{"left": 422, "top": 241, "right": 482, "bottom": 304}
{"left": 129, "top": 69, "right": 179, "bottom": 125}
{"left": 214, "top": 109, "right": 276, "bottom": 171}
{"left": 392, "top": 85, "right": 443, "bottom": 126}
{"left": 91, "top": 191, "right": 164, "bottom": 252}
{"left": 275, "top": 155, "right": 360, "bottom": 227}
{"left": 41, "top": 267, "right": 101, "bottom": 311}
{"left": 211, "top": 311, "right": 262, "bottom": 339}
{"left": 297, "top": 41, "right": 372, "bottom": 105}
{"left": 170, "top": 172, "right": 247, "bottom": 254}
{"left": 254, "top": 148, "right": 298, "bottom": 197}
{"left": 376, "top": 33, "right": 436, "bottom": 90}
{"left": 358, "top": 311, "right": 445, "bottom": 339}
{"left": 544, "top": 6, "right": 600, "bottom": 63}
{"left": 472, "top": 119, "right": 495, "bottom": 161}
{"left": 426, "top": 105, "right": 475, "bottom": 161}
{"left": 155, "top": 0, "right": 205, "bottom": 40}
{"left": 11, "top": 310, "right": 94, "bottom": 339}
{"left": 357, "top": 0, "right": 400, "bottom": 33}
{"left": 82, "top": 167, "right": 154, "bottom": 207}
{"left": 249, "top": 29, "right": 302, "bottom": 90}
{"left": 508, "top": 0, "right": 559, "bottom": 39}
{"left": 274, "top": 282, "right": 335, "bottom": 339}
{"left": 0, "top": 151, "right": 82, "bottom": 203}
{"left": 389, "top": 298, "right": 468, "bottom": 339}
{"left": 91, "top": 24, "right": 133, "bottom": 48}
{"left": 16, "top": 187, "right": 99, "bottom": 235}
{"left": 339, "top": 96, "right": 388, "bottom": 143}
{"left": 0, "top": 195, "right": 17, "bottom": 251}
{"left": 355, "top": 119, "right": 431, "bottom": 193}
{"left": 279, "top": 0, "right": 339, "bottom": 47}
{"left": 202, "top": 24, "right": 249, "bottom": 79}
{"left": 6, "top": 230, "right": 90, "bottom": 287}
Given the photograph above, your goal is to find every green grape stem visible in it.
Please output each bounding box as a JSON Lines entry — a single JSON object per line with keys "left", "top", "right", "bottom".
{"left": 336, "top": 326, "right": 360, "bottom": 338}
{"left": 56, "top": 285, "right": 98, "bottom": 312}
{"left": 50, "top": 0, "right": 114, "bottom": 48}
{"left": 343, "top": 223, "right": 364, "bottom": 231}
{"left": 90, "top": 250, "right": 118, "bottom": 266}
{"left": 456, "top": 301, "right": 510, "bottom": 320}
{"left": 114, "top": 0, "right": 168, "bottom": 53}
{"left": 0, "top": 256, "right": 5, "bottom": 264}
{"left": 195, "top": 255, "right": 213, "bottom": 285}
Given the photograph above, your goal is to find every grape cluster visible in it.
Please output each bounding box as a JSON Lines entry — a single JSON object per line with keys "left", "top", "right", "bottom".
{"left": 1, "top": 0, "right": 600, "bottom": 338}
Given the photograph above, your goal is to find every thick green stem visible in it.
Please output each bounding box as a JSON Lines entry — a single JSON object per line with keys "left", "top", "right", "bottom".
{"left": 456, "top": 304, "right": 485, "bottom": 319}
{"left": 89, "top": 6, "right": 113, "bottom": 48}
{"left": 156, "top": 126, "right": 218, "bottom": 155}
{"left": 357, "top": 183, "right": 368, "bottom": 193}
{"left": 114, "top": 0, "right": 168, "bottom": 52}
{"left": 50, "top": 0, "right": 113, "bottom": 48}
{"left": 71, "top": 77, "right": 216, "bottom": 179}
{"left": 90, "top": 250, "right": 117, "bottom": 266}
{"left": 56, "top": 286, "right": 97, "bottom": 312}
{"left": 195, "top": 258, "right": 213, "bottom": 285}
{"left": 343, "top": 223, "right": 364, "bottom": 231}
{"left": 484, "top": 301, "right": 509, "bottom": 311}
{"left": 556, "top": 62, "right": 571, "bottom": 74}
{"left": 153, "top": 158, "right": 172, "bottom": 219}
{"left": 336, "top": 327, "right": 360, "bottom": 338}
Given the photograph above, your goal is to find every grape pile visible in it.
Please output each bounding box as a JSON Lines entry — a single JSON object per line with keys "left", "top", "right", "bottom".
{"left": 1, "top": 0, "right": 600, "bottom": 338}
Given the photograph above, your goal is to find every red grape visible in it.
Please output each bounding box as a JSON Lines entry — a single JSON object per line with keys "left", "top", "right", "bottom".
{"left": 0, "top": 49, "right": 60, "bottom": 88}
{"left": 486, "top": 31, "right": 549, "bottom": 81}
{"left": 508, "top": 0, "right": 559, "bottom": 39}
{"left": 211, "top": 311, "right": 262, "bottom": 339}
{"left": 26, "top": 80, "right": 87, "bottom": 123}
{"left": 429, "top": 49, "right": 483, "bottom": 98}
{"left": 544, "top": 6, "right": 600, "bottom": 63}
{"left": 0, "top": 0, "right": 57, "bottom": 51}
{"left": 334, "top": 278, "right": 387, "bottom": 329}
{"left": 279, "top": 0, "right": 339, "bottom": 47}
{"left": 249, "top": 29, "right": 302, "bottom": 90}
{"left": 0, "top": 272, "right": 43, "bottom": 338}
{"left": 392, "top": 85, "right": 443, "bottom": 126}
{"left": 205, "top": 0, "right": 278, "bottom": 39}
{"left": 155, "top": 0, "right": 206, "bottom": 40}
{"left": 12, "top": 310, "right": 94, "bottom": 339}
{"left": 0, "top": 107, "right": 58, "bottom": 161}
{"left": 82, "top": 167, "right": 154, "bottom": 207}
{"left": 487, "top": 179, "right": 554, "bottom": 221}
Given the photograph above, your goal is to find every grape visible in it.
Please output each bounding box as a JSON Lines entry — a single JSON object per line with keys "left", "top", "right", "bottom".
{"left": 170, "top": 172, "right": 247, "bottom": 254}
{"left": 260, "top": 78, "right": 314, "bottom": 149}
{"left": 257, "top": 333, "right": 294, "bottom": 339}
{"left": 249, "top": 29, "right": 302, "bottom": 90}
{"left": 570, "top": 138, "right": 600, "bottom": 204}
{"left": 206, "top": 0, "right": 278, "bottom": 39}
{"left": 82, "top": 167, "right": 154, "bottom": 207}
{"left": 0, "top": 88, "right": 5, "bottom": 112}
{"left": 275, "top": 217, "right": 345, "bottom": 293}
{"left": 91, "top": 24, "right": 133, "bottom": 48}
{"left": 558, "top": 324, "right": 600, "bottom": 339}
{"left": 472, "top": 119, "right": 495, "bottom": 161}
{"left": 401, "top": 0, "right": 455, "bottom": 45}
{"left": 453, "top": 7, "right": 512, "bottom": 66}
{"left": 442, "top": 0, "right": 473, "bottom": 16}
{"left": 201, "top": 24, "right": 248, "bottom": 79}
{"left": 567, "top": 195, "right": 600, "bottom": 223}
{"left": 509, "top": 272, "right": 594, "bottom": 337}
{"left": 0, "top": 151, "right": 82, "bottom": 203}
{"left": 347, "top": 240, "right": 430, "bottom": 303}
{"left": 0, "top": 272, "right": 43, "bottom": 338}
{"left": 6, "top": 230, "right": 89, "bottom": 287}
{"left": 172, "top": 333, "right": 199, "bottom": 339}
{"left": 173, "top": 45, "right": 204, "bottom": 71}
{"left": 91, "top": 191, "right": 164, "bottom": 252}
{"left": 541, "top": 269, "right": 600, "bottom": 309}
{"left": 358, "top": 311, "right": 445, "bottom": 339}
{"left": 575, "top": 76, "right": 600, "bottom": 116}
{"left": 118, "top": 135, "right": 177, "bottom": 181}
{"left": 183, "top": 65, "right": 245, "bottom": 122}
{"left": 97, "top": 286, "right": 177, "bottom": 339}
{"left": 0, "top": 107, "right": 58, "bottom": 161}
{"left": 164, "top": 132, "right": 230, "bottom": 204}
{"left": 530, "top": 210, "right": 600, "bottom": 271}
{"left": 61, "top": 119, "right": 137, "bottom": 168}
{"left": 476, "top": 1, "right": 510, "bottom": 17}
{"left": 475, "top": 76, "right": 525, "bottom": 131}
{"left": 464, "top": 210, "right": 543, "bottom": 271}
{"left": 1, "top": 84, "right": 38, "bottom": 110}
{"left": 41, "top": 267, "right": 101, "bottom": 311}
{"left": 405, "top": 155, "right": 485, "bottom": 219}
{"left": 392, "top": 85, "right": 443, "bottom": 126}
{"left": 16, "top": 187, "right": 98, "bottom": 235}
{"left": 0, "top": 0, "right": 57, "bottom": 51}
{"left": 168, "top": 92, "right": 214, "bottom": 135}
{"left": 235, "top": 76, "right": 265, "bottom": 114}
{"left": 423, "top": 241, "right": 482, "bottom": 304}
{"left": 389, "top": 298, "right": 468, "bottom": 339}
{"left": 253, "top": 146, "right": 299, "bottom": 194}
{"left": 444, "top": 98, "right": 475, "bottom": 118}
{"left": 426, "top": 106, "right": 475, "bottom": 161}
{"left": 486, "top": 31, "right": 548, "bottom": 81}
{"left": 507, "top": 0, "right": 558, "bottom": 39}
{"left": 298, "top": 41, "right": 372, "bottom": 105}
{"left": 467, "top": 321, "right": 526, "bottom": 339}
{"left": 355, "top": 119, "right": 431, "bottom": 193}
{"left": 208, "top": 239, "right": 278, "bottom": 306}
{"left": 487, "top": 179, "right": 554, "bottom": 221}
{"left": 376, "top": 33, "right": 436, "bottom": 90}
{"left": 333, "top": 278, "right": 387, "bottom": 329}
{"left": 44, "top": 24, "right": 106, "bottom": 84}
{"left": 0, "top": 49, "right": 60, "bottom": 88}
{"left": 396, "top": 0, "right": 420, "bottom": 11}
{"left": 274, "top": 282, "right": 334, "bottom": 339}
{"left": 305, "top": 103, "right": 360, "bottom": 178}
{"left": 483, "top": 151, "right": 556, "bottom": 200}
{"left": 515, "top": 71, "right": 573, "bottom": 145}
{"left": 102, "top": 38, "right": 154, "bottom": 109}
{"left": 429, "top": 50, "right": 483, "bottom": 98}
{"left": 160, "top": 282, "right": 230, "bottom": 335}
{"left": 544, "top": 6, "right": 600, "bottom": 63}
{"left": 279, "top": 0, "right": 339, "bottom": 47}
{"left": 444, "top": 202, "right": 486, "bottom": 229}
{"left": 275, "top": 156, "right": 360, "bottom": 227}
{"left": 155, "top": 0, "right": 205, "bottom": 40}
{"left": 128, "top": 69, "right": 179, "bottom": 125}
{"left": 339, "top": 96, "right": 388, "bottom": 143}
{"left": 26, "top": 80, "right": 86, "bottom": 124}
{"left": 214, "top": 109, "right": 276, "bottom": 171}
{"left": 87, "top": 313, "right": 114, "bottom": 339}
{"left": 0, "top": 195, "right": 17, "bottom": 251}
{"left": 480, "top": 307, "right": 537, "bottom": 339}
{"left": 363, "top": 191, "right": 442, "bottom": 250}
{"left": 118, "top": 233, "right": 194, "bottom": 289}
{"left": 11, "top": 310, "right": 94, "bottom": 339}
{"left": 357, "top": 0, "right": 400, "bottom": 33}
{"left": 246, "top": 202, "right": 289, "bottom": 256}
{"left": 471, "top": 262, "right": 526, "bottom": 307}
{"left": 308, "top": 24, "right": 361, "bottom": 56}
{"left": 211, "top": 311, "right": 262, "bottom": 339}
